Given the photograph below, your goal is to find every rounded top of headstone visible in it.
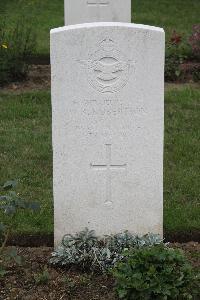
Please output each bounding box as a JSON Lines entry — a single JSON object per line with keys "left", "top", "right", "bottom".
{"left": 51, "top": 22, "right": 164, "bottom": 35}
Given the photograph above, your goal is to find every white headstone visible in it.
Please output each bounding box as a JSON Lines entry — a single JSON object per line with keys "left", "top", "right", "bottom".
{"left": 64, "top": 0, "right": 131, "bottom": 25}
{"left": 51, "top": 23, "right": 165, "bottom": 246}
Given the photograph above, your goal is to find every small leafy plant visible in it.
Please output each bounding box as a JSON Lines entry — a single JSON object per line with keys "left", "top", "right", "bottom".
{"left": 63, "top": 276, "right": 77, "bottom": 294}
{"left": 0, "top": 180, "right": 39, "bottom": 277}
{"left": 34, "top": 266, "right": 50, "bottom": 285}
{"left": 113, "top": 245, "right": 199, "bottom": 300}
{"left": 50, "top": 228, "right": 163, "bottom": 273}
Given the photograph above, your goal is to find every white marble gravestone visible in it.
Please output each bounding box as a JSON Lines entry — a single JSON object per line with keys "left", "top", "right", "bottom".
{"left": 64, "top": 0, "right": 131, "bottom": 25}
{"left": 51, "top": 23, "right": 165, "bottom": 246}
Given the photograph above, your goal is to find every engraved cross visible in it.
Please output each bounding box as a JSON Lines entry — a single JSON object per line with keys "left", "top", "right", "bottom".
{"left": 91, "top": 144, "right": 127, "bottom": 205}
{"left": 87, "top": 0, "right": 109, "bottom": 7}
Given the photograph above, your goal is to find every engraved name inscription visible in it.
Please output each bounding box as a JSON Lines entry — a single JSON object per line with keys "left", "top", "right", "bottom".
{"left": 87, "top": 0, "right": 109, "bottom": 7}
{"left": 72, "top": 98, "right": 147, "bottom": 117}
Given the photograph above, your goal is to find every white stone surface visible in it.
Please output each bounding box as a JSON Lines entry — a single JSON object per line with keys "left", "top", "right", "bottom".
{"left": 51, "top": 23, "right": 165, "bottom": 246}
{"left": 64, "top": 0, "right": 131, "bottom": 25}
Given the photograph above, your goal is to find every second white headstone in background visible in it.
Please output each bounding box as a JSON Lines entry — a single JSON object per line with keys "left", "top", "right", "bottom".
{"left": 64, "top": 0, "right": 131, "bottom": 25}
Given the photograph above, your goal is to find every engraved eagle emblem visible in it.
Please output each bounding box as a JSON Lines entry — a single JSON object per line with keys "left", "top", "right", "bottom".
{"left": 79, "top": 38, "right": 133, "bottom": 93}
{"left": 92, "top": 59, "right": 127, "bottom": 83}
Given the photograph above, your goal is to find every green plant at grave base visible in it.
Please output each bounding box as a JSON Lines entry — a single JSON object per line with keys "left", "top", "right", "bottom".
{"left": 113, "top": 245, "right": 200, "bottom": 300}
{"left": 63, "top": 276, "right": 77, "bottom": 294}
{"left": 0, "top": 180, "right": 40, "bottom": 277}
{"left": 50, "top": 228, "right": 163, "bottom": 273}
{"left": 34, "top": 266, "right": 50, "bottom": 285}
{"left": 0, "top": 16, "right": 36, "bottom": 85}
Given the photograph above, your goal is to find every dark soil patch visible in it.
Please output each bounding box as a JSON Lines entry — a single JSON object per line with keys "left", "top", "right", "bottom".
{"left": 0, "top": 247, "right": 116, "bottom": 300}
{"left": 7, "top": 230, "right": 200, "bottom": 249}
{"left": 8, "top": 234, "right": 54, "bottom": 248}
{"left": 171, "top": 242, "right": 200, "bottom": 269}
{"left": 165, "top": 230, "right": 200, "bottom": 243}
{"left": 0, "top": 243, "right": 199, "bottom": 300}
{"left": 1, "top": 65, "right": 51, "bottom": 93}
{"left": 1, "top": 63, "right": 199, "bottom": 93}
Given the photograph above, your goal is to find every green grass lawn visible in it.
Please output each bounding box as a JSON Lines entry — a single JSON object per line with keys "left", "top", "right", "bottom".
{"left": 0, "top": 92, "right": 53, "bottom": 234}
{"left": 164, "top": 87, "right": 200, "bottom": 233}
{"left": 0, "top": 0, "right": 199, "bottom": 56}
{"left": 0, "top": 87, "right": 199, "bottom": 235}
